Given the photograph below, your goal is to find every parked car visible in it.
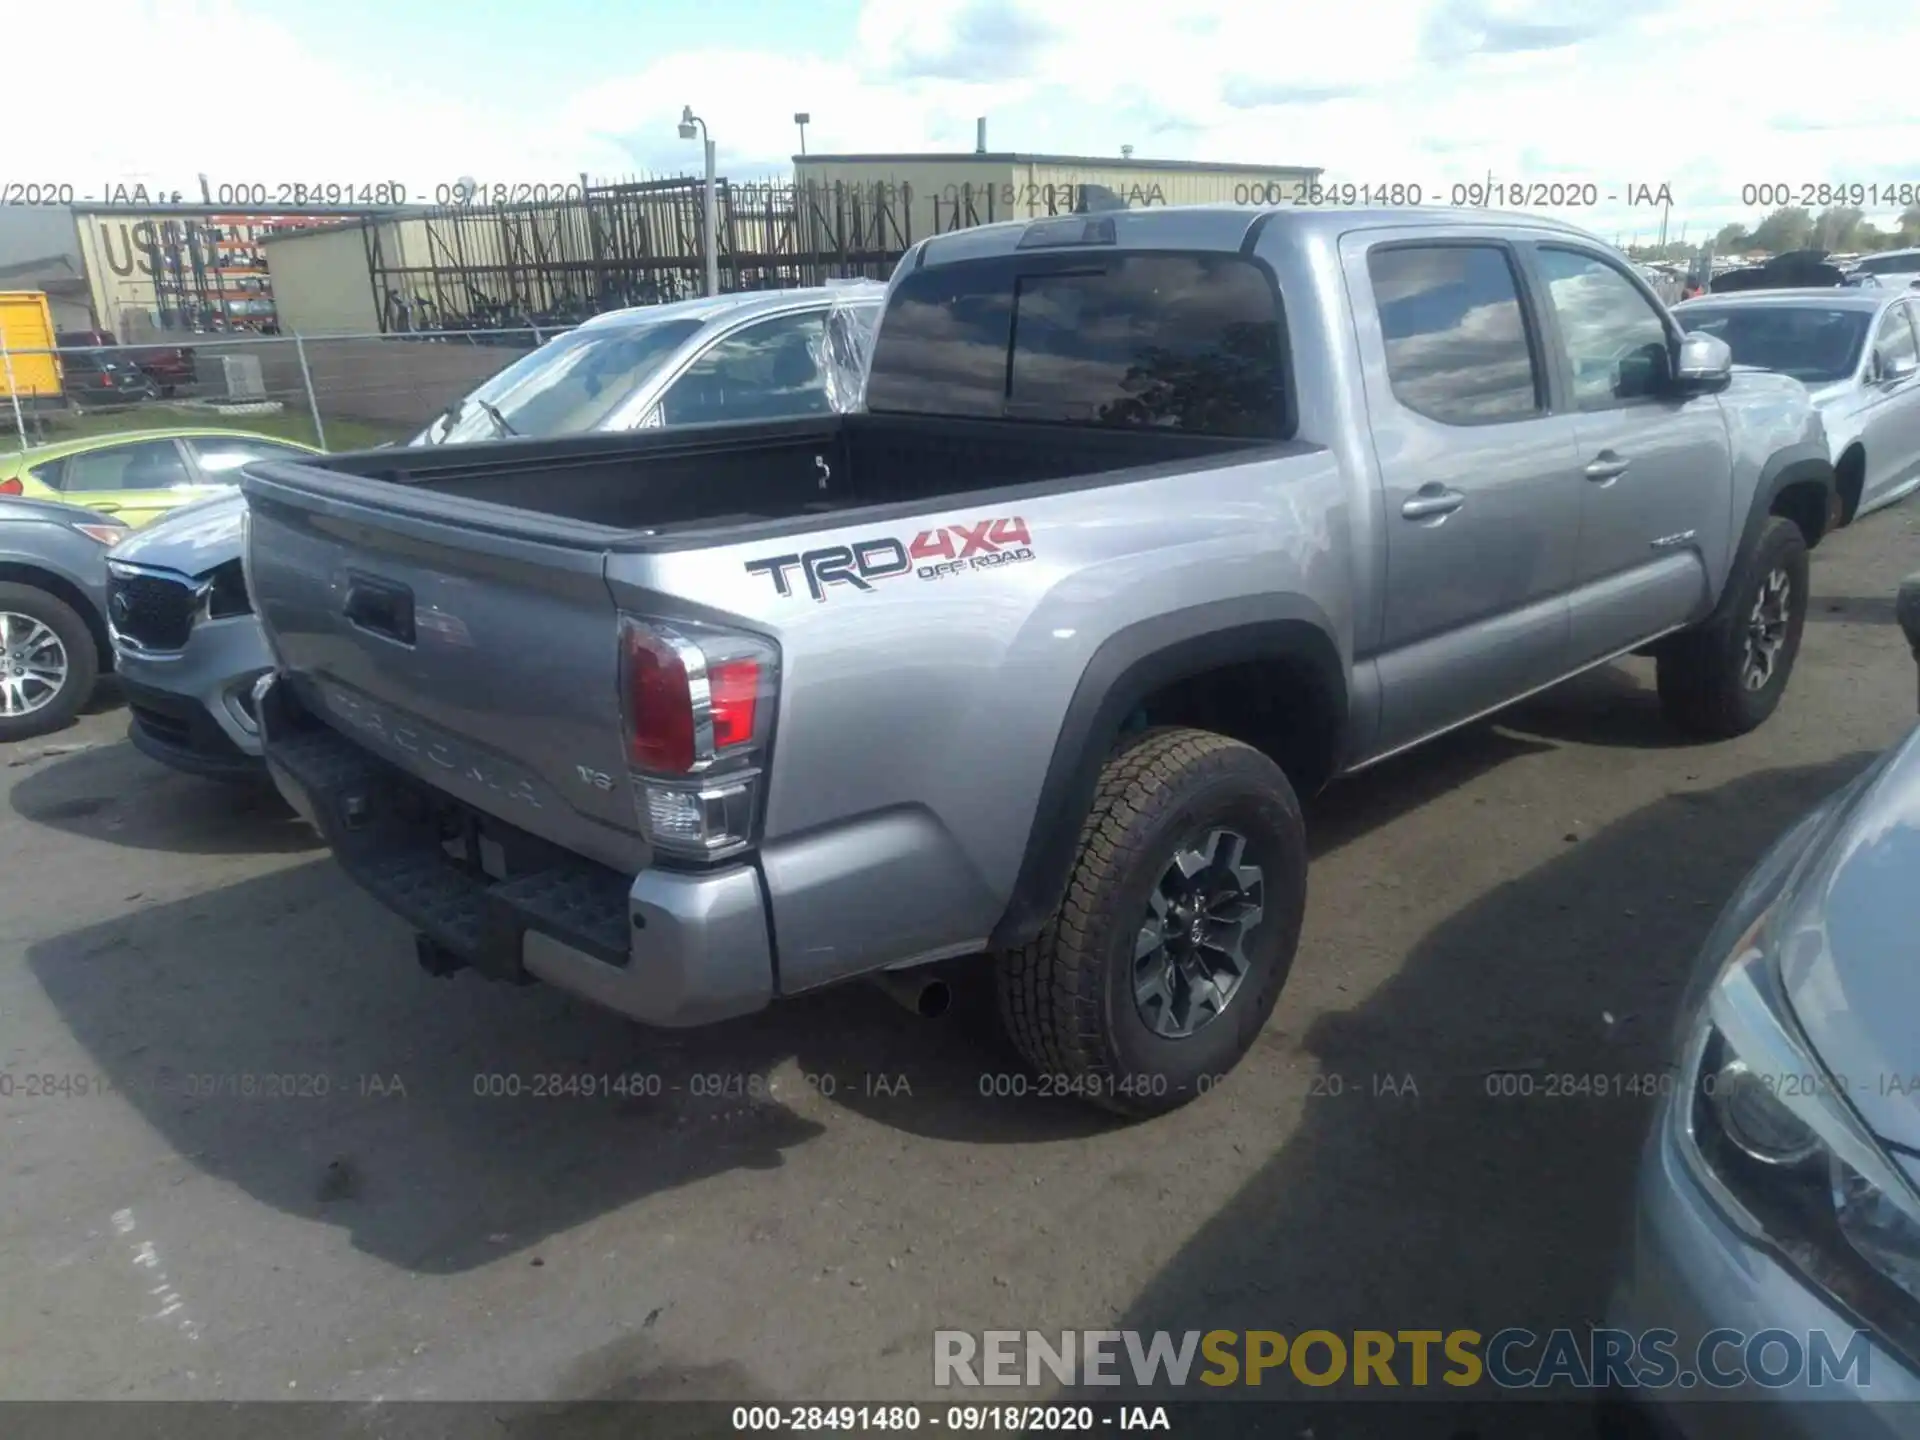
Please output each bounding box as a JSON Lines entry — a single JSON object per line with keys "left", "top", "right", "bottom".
{"left": 106, "top": 494, "right": 268, "bottom": 780}
{"left": 55, "top": 349, "right": 158, "bottom": 409}
{"left": 0, "top": 496, "right": 128, "bottom": 740}
{"left": 1711, "top": 249, "right": 1849, "bottom": 294}
{"left": 1675, "top": 289, "right": 1920, "bottom": 524}
{"left": 1605, "top": 571, "right": 1920, "bottom": 1435}
{"left": 113, "top": 283, "right": 884, "bottom": 782}
{"left": 2, "top": 429, "right": 321, "bottom": 528}
{"left": 241, "top": 205, "right": 1835, "bottom": 1113}
{"left": 413, "top": 283, "right": 883, "bottom": 445}
{"left": 1844, "top": 247, "right": 1920, "bottom": 291}
{"left": 56, "top": 329, "right": 198, "bottom": 397}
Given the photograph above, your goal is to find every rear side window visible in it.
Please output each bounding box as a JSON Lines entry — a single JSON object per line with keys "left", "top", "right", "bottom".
{"left": 865, "top": 253, "right": 1290, "bottom": 438}
{"left": 1368, "top": 244, "right": 1542, "bottom": 425}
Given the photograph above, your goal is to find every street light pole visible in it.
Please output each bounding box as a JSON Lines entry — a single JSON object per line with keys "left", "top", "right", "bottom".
{"left": 679, "top": 106, "right": 720, "bottom": 297}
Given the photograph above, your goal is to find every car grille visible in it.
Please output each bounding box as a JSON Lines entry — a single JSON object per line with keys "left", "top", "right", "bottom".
{"left": 108, "top": 572, "right": 199, "bottom": 652}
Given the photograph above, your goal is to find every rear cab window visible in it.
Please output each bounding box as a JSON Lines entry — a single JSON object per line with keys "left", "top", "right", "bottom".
{"left": 864, "top": 252, "right": 1292, "bottom": 439}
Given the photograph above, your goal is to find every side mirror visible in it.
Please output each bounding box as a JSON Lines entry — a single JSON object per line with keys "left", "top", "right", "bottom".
{"left": 1883, "top": 352, "right": 1919, "bottom": 384}
{"left": 1671, "top": 331, "right": 1733, "bottom": 393}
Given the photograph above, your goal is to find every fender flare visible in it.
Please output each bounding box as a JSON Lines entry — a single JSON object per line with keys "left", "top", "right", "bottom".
{"left": 987, "top": 596, "right": 1346, "bottom": 951}
{"left": 1737, "top": 449, "right": 1836, "bottom": 564}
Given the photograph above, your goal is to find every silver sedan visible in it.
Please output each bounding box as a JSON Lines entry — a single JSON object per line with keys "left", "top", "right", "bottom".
{"left": 1674, "top": 289, "right": 1920, "bottom": 525}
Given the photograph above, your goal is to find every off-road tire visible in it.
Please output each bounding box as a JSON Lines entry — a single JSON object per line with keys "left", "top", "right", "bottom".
{"left": 1656, "top": 515, "right": 1809, "bottom": 740}
{"left": 996, "top": 727, "right": 1307, "bottom": 1118}
{"left": 0, "top": 583, "right": 99, "bottom": 743}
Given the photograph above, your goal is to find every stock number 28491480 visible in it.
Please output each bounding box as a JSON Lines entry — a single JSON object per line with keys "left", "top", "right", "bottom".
{"left": 978, "top": 1072, "right": 1169, "bottom": 1100}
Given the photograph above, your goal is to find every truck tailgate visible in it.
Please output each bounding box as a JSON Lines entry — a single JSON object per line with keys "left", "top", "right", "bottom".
{"left": 242, "top": 461, "right": 645, "bottom": 872}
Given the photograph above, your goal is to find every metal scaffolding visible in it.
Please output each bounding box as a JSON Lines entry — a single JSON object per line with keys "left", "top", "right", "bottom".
{"left": 363, "top": 175, "right": 917, "bottom": 333}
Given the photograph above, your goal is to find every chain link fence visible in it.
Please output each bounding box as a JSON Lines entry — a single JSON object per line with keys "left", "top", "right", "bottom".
{"left": 1, "top": 329, "right": 555, "bottom": 456}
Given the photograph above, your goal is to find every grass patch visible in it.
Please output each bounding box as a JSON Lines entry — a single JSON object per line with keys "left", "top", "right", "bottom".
{"left": 13, "top": 403, "right": 412, "bottom": 454}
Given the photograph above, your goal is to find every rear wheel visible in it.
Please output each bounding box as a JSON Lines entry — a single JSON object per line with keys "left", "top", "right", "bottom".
{"left": 0, "top": 584, "right": 99, "bottom": 742}
{"left": 996, "top": 728, "right": 1307, "bottom": 1118}
{"left": 1656, "top": 516, "right": 1808, "bottom": 739}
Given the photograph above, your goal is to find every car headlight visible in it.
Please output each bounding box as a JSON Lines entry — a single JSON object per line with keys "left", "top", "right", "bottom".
{"left": 1676, "top": 923, "right": 1920, "bottom": 1357}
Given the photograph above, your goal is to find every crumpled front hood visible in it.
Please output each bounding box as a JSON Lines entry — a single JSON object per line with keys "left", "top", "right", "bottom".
{"left": 107, "top": 490, "right": 245, "bottom": 576}
{"left": 1780, "top": 724, "right": 1920, "bottom": 1152}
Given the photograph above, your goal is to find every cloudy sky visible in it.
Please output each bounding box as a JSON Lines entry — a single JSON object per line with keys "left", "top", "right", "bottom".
{"left": 17, "top": 0, "right": 1920, "bottom": 242}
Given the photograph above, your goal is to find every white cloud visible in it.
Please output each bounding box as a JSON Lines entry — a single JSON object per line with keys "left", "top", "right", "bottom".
{"left": 16, "top": 0, "right": 1920, "bottom": 240}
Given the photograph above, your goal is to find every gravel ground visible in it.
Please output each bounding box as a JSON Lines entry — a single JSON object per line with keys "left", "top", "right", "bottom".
{"left": 3, "top": 502, "right": 1917, "bottom": 1432}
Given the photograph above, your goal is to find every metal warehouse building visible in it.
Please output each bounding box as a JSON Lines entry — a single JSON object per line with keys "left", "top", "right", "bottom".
{"left": 792, "top": 149, "right": 1324, "bottom": 237}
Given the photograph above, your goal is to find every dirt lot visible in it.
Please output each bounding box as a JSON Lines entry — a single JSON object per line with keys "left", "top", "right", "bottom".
{"left": 3, "top": 505, "right": 1917, "bottom": 1427}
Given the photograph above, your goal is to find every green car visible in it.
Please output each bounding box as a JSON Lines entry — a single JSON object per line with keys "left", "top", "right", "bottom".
{"left": 0, "top": 429, "right": 322, "bottom": 529}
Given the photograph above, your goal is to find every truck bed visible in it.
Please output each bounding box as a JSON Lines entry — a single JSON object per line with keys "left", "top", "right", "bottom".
{"left": 240, "top": 411, "right": 1305, "bottom": 879}
{"left": 284, "top": 413, "right": 1265, "bottom": 546}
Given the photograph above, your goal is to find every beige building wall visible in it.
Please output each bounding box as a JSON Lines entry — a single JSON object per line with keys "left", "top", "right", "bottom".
{"left": 793, "top": 156, "right": 1013, "bottom": 246}
{"left": 793, "top": 155, "right": 1325, "bottom": 245}
{"left": 262, "top": 222, "right": 380, "bottom": 333}
{"left": 73, "top": 212, "right": 165, "bottom": 334}
{"left": 1023, "top": 161, "right": 1322, "bottom": 210}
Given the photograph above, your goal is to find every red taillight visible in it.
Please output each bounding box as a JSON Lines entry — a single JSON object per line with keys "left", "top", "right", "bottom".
{"left": 623, "top": 628, "right": 695, "bottom": 773}
{"left": 0, "top": 477, "right": 21, "bottom": 495}
{"left": 618, "top": 616, "right": 779, "bottom": 860}
{"left": 709, "top": 658, "right": 760, "bottom": 750}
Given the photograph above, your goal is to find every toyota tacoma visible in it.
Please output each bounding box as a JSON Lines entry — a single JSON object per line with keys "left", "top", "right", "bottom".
{"left": 241, "top": 205, "right": 1836, "bottom": 1114}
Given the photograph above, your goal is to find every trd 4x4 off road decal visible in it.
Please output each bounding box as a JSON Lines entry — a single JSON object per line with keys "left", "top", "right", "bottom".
{"left": 745, "top": 516, "right": 1035, "bottom": 601}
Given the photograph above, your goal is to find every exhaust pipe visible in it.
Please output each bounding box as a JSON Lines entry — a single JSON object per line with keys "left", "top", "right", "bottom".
{"left": 871, "top": 968, "right": 952, "bottom": 1019}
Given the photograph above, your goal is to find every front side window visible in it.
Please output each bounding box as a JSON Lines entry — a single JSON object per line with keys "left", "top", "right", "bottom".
{"left": 657, "top": 311, "right": 832, "bottom": 426}
{"left": 865, "top": 252, "right": 1290, "bottom": 438}
{"left": 1535, "top": 247, "right": 1672, "bottom": 408}
{"left": 1368, "top": 244, "right": 1541, "bottom": 424}
{"left": 1873, "top": 303, "right": 1919, "bottom": 374}
{"left": 59, "top": 440, "right": 192, "bottom": 493}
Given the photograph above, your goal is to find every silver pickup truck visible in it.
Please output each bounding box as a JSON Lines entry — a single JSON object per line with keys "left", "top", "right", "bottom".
{"left": 243, "top": 205, "right": 1837, "bottom": 1115}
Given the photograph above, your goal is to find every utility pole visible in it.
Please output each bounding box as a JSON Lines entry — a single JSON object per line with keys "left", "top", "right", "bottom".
{"left": 679, "top": 107, "right": 720, "bottom": 297}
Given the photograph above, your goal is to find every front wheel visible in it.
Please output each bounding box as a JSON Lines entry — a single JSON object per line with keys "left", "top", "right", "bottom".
{"left": 1656, "top": 515, "right": 1809, "bottom": 739}
{"left": 995, "top": 728, "right": 1307, "bottom": 1118}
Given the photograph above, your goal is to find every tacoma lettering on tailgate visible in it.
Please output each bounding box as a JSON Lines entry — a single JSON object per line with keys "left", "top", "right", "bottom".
{"left": 323, "top": 685, "right": 543, "bottom": 809}
{"left": 745, "top": 517, "right": 1035, "bottom": 602}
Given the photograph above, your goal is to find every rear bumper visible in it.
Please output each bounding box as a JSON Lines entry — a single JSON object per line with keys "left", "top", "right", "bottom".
{"left": 257, "top": 675, "right": 774, "bottom": 1028}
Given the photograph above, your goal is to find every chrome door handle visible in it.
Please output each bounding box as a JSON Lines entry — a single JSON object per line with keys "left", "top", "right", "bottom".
{"left": 1401, "top": 487, "right": 1466, "bottom": 520}
{"left": 1584, "top": 452, "right": 1631, "bottom": 482}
